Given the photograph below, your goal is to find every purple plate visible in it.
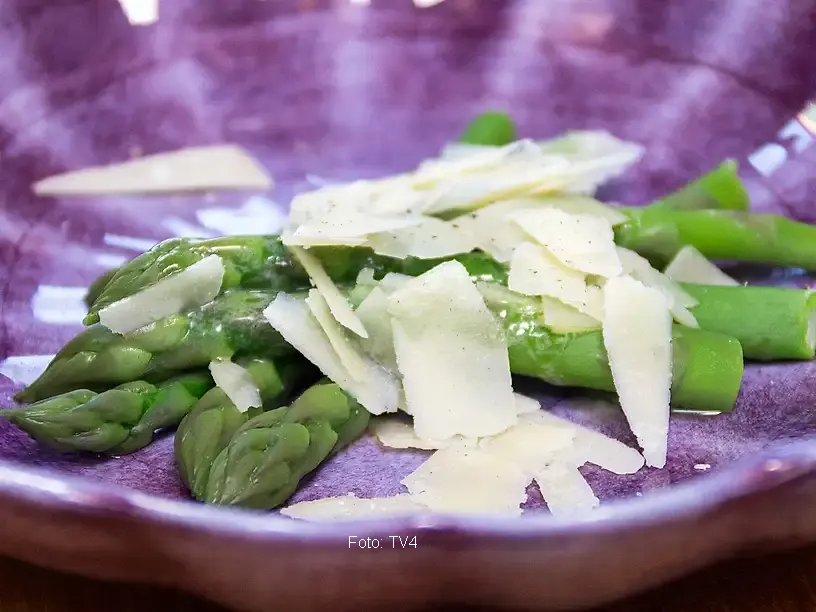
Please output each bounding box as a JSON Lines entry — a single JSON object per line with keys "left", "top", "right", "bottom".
{"left": 1, "top": 1, "right": 816, "bottom": 610}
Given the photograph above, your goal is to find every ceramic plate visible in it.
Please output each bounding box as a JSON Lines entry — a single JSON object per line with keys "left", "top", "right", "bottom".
{"left": 1, "top": 1, "right": 816, "bottom": 610}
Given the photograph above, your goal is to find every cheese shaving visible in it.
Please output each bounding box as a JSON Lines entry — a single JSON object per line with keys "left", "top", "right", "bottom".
{"left": 664, "top": 245, "right": 739, "bottom": 286}
{"left": 371, "top": 418, "right": 472, "bottom": 450}
{"left": 602, "top": 276, "right": 672, "bottom": 468}
{"left": 539, "top": 296, "right": 601, "bottom": 333}
{"left": 208, "top": 359, "right": 262, "bottom": 413}
{"left": 263, "top": 293, "right": 399, "bottom": 415}
{"left": 368, "top": 217, "right": 477, "bottom": 259}
{"left": 512, "top": 208, "right": 623, "bottom": 277}
{"left": 98, "top": 254, "right": 224, "bottom": 335}
{"left": 388, "top": 261, "right": 517, "bottom": 440}
{"left": 535, "top": 463, "right": 600, "bottom": 516}
{"left": 305, "top": 289, "right": 369, "bottom": 381}
{"left": 617, "top": 247, "right": 699, "bottom": 327}
{"left": 401, "top": 446, "right": 529, "bottom": 516}
{"left": 34, "top": 145, "right": 272, "bottom": 196}
{"left": 289, "top": 246, "right": 368, "bottom": 338}
{"left": 354, "top": 287, "right": 398, "bottom": 370}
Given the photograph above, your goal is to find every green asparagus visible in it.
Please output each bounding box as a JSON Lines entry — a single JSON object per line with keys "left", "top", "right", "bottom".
{"left": 18, "top": 290, "right": 293, "bottom": 403}
{"left": 202, "top": 381, "right": 369, "bottom": 508}
{"left": 616, "top": 208, "right": 816, "bottom": 269}
{"left": 646, "top": 161, "right": 749, "bottom": 212}
{"left": 175, "top": 358, "right": 312, "bottom": 497}
{"left": 480, "top": 285, "right": 744, "bottom": 412}
{"left": 457, "top": 111, "right": 518, "bottom": 146}
{"left": 0, "top": 372, "right": 212, "bottom": 454}
{"left": 681, "top": 284, "right": 816, "bottom": 361}
{"left": 84, "top": 266, "right": 120, "bottom": 307}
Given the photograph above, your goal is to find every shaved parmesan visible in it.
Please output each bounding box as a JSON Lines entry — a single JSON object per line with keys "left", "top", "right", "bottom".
{"left": 664, "top": 246, "right": 739, "bottom": 286}
{"left": 354, "top": 287, "right": 398, "bottom": 370}
{"left": 402, "top": 446, "right": 529, "bottom": 515}
{"left": 305, "top": 289, "right": 369, "bottom": 381}
{"left": 478, "top": 413, "right": 576, "bottom": 474}
{"left": 285, "top": 213, "right": 423, "bottom": 248}
{"left": 514, "top": 393, "right": 541, "bottom": 415}
{"left": 617, "top": 247, "right": 699, "bottom": 327}
{"left": 528, "top": 411, "right": 645, "bottom": 474}
{"left": 281, "top": 494, "right": 426, "bottom": 521}
{"left": 368, "top": 217, "right": 477, "bottom": 259}
{"left": 602, "top": 276, "right": 672, "bottom": 468}
{"left": 263, "top": 293, "right": 399, "bottom": 415}
{"left": 98, "top": 254, "right": 224, "bottom": 334}
{"left": 512, "top": 208, "right": 622, "bottom": 277}
{"left": 453, "top": 199, "right": 535, "bottom": 262}
{"left": 508, "top": 242, "right": 590, "bottom": 306}
{"left": 535, "top": 463, "right": 600, "bottom": 516}
{"left": 208, "top": 359, "right": 262, "bottom": 412}
{"left": 516, "top": 195, "right": 629, "bottom": 226}
{"left": 371, "top": 418, "right": 472, "bottom": 450}
{"left": 34, "top": 145, "right": 272, "bottom": 196}
{"left": 289, "top": 246, "right": 368, "bottom": 338}
{"left": 388, "top": 261, "right": 517, "bottom": 440}
{"left": 539, "top": 296, "right": 601, "bottom": 333}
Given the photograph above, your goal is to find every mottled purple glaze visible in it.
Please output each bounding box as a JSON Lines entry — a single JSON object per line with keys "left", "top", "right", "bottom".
{"left": 1, "top": 1, "right": 816, "bottom": 610}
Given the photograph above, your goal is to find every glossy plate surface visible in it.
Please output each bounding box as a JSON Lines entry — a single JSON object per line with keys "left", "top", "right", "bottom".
{"left": 0, "top": 1, "right": 815, "bottom": 610}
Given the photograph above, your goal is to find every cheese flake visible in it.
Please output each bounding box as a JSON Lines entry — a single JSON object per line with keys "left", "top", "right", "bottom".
{"left": 602, "top": 275, "right": 672, "bottom": 468}
{"left": 388, "top": 261, "right": 517, "bottom": 440}
{"left": 98, "top": 254, "right": 224, "bottom": 335}
{"left": 512, "top": 208, "right": 622, "bottom": 277}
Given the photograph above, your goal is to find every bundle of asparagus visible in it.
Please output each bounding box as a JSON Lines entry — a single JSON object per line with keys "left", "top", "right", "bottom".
{"left": 4, "top": 111, "right": 816, "bottom": 515}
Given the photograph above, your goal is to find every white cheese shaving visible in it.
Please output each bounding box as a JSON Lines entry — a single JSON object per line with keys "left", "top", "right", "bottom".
{"left": 508, "top": 242, "right": 591, "bottom": 307}
{"left": 617, "top": 247, "right": 699, "bottom": 327}
{"left": 367, "top": 217, "right": 477, "bottom": 259}
{"left": 354, "top": 287, "right": 398, "bottom": 370}
{"left": 512, "top": 208, "right": 623, "bottom": 277}
{"left": 664, "top": 245, "right": 739, "bottom": 286}
{"left": 478, "top": 413, "right": 577, "bottom": 474}
{"left": 401, "top": 446, "right": 530, "bottom": 516}
{"left": 98, "top": 254, "right": 224, "bottom": 335}
{"left": 452, "top": 199, "right": 535, "bottom": 263}
{"left": 388, "top": 261, "right": 517, "bottom": 440}
{"left": 522, "top": 195, "right": 629, "bottom": 226}
{"left": 284, "top": 213, "right": 424, "bottom": 248}
{"left": 535, "top": 463, "right": 600, "bottom": 516}
{"left": 539, "top": 296, "right": 601, "bottom": 333}
{"left": 371, "top": 418, "right": 472, "bottom": 450}
{"left": 305, "top": 289, "right": 369, "bottom": 381}
{"left": 289, "top": 246, "right": 368, "bottom": 338}
{"left": 208, "top": 359, "right": 262, "bottom": 413}
{"left": 281, "top": 494, "right": 426, "bottom": 521}
{"left": 528, "top": 411, "right": 645, "bottom": 474}
{"left": 602, "top": 275, "right": 672, "bottom": 468}
{"left": 514, "top": 393, "right": 541, "bottom": 414}
{"left": 33, "top": 145, "right": 272, "bottom": 196}
{"left": 263, "top": 293, "right": 399, "bottom": 415}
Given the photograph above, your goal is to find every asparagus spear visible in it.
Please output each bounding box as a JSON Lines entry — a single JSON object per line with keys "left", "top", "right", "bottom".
{"left": 680, "top": 284, "right": 816, "bottom": 361}
{"left": 457, "top": 111, "right": 518, "bottom": 146}
{"left": 17, "top": 290, "right": 294, "bottom": 403}
{"left": 84, "top": 267, "right": 120, "bottom": 307}
{"left": 480, "top": 284, "right": 744, "bottom": 412}
{"left": 175, "top": 358, "right": 313, "bottom": 497}
{"left": 0, "top": 372, "right": 212, "bottom": 454}
{"left": 202, "top": 381, "right": 369, "bottom": 508}
{"left": 616, "top": 208, "right": 816, "bottom": 269}
{"left": 646, "top": 161, "right": 749, "bottom": 212}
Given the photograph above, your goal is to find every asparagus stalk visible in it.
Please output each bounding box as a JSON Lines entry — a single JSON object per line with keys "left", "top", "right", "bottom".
{"left": 175, "top": 358, "right": 313, "bottom": 496}
{"left": 0, "top": 372, "right": 212, "bottom": 454}
{"left": 616, "top": 208, "right": 816, "bottom": 269}
{"left": 457, "top": 111, "right": 518, "bottom": 146}
{"left": 17, "top": 290, "right": 294, "bottom": 403}
{"left": 646, "top": 161, "right": 749, "bottom": 212}
{"left": 202, "top": 381, "right": 369, "bottom": 509}
{"left": 480, "top": 284, "right": 744, "bottom": 412}
{"left": 681, "top": 284, "right": 816, "bottom": 361}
